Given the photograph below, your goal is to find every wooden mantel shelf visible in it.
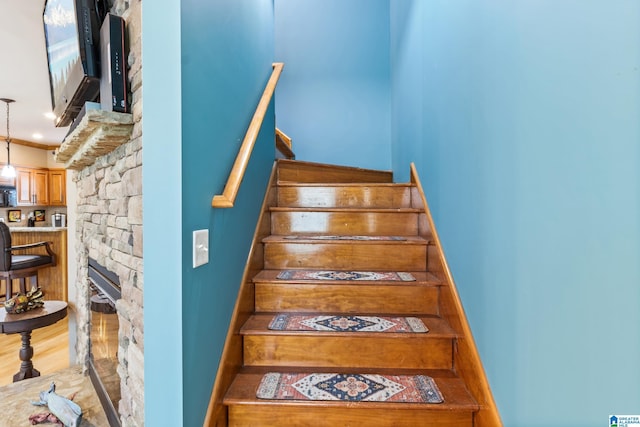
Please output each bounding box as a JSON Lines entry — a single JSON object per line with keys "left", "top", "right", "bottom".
{"left": 54, "top": 110, "right": 134, "bottom": 170}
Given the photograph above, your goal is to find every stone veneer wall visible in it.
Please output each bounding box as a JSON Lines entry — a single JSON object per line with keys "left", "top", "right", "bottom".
{"left": 72, "top": 1, "right": 144, "bottom": 425}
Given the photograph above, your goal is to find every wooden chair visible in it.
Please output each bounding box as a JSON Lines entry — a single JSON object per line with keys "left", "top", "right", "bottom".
{"left": 0, "top": 222, "right": 56, "bottom": 301}
{"left": 0, "top": 221, "right": 66, "bottom": 382}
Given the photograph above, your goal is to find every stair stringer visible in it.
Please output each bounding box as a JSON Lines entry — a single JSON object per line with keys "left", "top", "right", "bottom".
{"left": 410, "top": 163, "right": 503, "bottom": 427}
{"left": 204, "top": 161, "right": 279, "bottom": 427}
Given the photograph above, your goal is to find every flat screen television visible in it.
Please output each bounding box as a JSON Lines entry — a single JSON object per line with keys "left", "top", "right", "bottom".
{"left": 43, "top": 0, "right": 105, "bottom": 127}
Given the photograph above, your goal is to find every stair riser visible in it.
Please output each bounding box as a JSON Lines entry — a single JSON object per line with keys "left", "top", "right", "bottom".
{"left": 277, "top": 186, "right": 411, "bottom": 208}
{"left": 271, "top": 211, "right": 419, "bottom": 236}
{"left": 277, "top": 161, "right": 393, "bottom": 183}
{"left": 255, "top": 283, "right": 439, "bottom": 315}
{"left": 229, "top": 406, "right": 473, "bottom": 427}
{"left": 243, "top": 336, "right": 453, "bottom": 370}
{"left": 264, "top": 243, "right": 427, "bottom": 271}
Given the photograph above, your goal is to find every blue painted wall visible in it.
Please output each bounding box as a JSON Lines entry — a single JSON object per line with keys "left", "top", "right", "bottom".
{"left": 145, "top": 1, "right": 639, "bottom": 424}
{"left": 274, "top": 0, "right": 391, "bottom": 170}
{"left": 142, "top": 2, "right": 183, "bottom": 425}
{"left": 390, "top": 1, "right": 640, "bottom": 425}
{"left": 145, "top": 0, "right": 274, "bottom": 425}
{"left": 180, "top": 1, "right": 275, "bottom": 426}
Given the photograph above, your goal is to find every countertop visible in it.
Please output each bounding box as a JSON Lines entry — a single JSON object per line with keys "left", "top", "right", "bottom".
{"left": 7, "top": 227, "right": 67, "bottom": 232}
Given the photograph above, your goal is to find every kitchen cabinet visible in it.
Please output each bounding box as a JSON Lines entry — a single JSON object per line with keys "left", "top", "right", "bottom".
{"left": 48, "top": 169, "right": 66, "bottom": 206}
{"left": 16, "top": 167, "right": 50, "bottom": 206}
{"left": 33, "top": 169, "right": 49, "bottom": 205}
{"left": 12, "top": 167, "right": 66, "bottom": 207}
{"left": 16, "top": 168, "right": 33, "bottom": 205}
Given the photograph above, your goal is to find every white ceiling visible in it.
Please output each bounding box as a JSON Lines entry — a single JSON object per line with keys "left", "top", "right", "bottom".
{"left": 0, "top": 0, "right": 70, "bottom": 146}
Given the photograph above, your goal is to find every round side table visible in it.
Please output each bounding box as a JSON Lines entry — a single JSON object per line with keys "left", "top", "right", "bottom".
{"left": 0, "top": 301, "right": 68, "bottom": 382}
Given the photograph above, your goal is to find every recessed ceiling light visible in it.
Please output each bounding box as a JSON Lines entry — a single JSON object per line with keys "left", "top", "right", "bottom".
{"left": 32, "top": 133, "right": 43, "bottom": 140}
{"left": 44, "top": 112, "right": 56, "bottom": 120}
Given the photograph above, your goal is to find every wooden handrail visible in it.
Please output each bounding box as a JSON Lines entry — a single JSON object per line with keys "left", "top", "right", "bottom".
{"left": 275, "top": 128, "right": 295, "bottom": 160}
{"left": 275, "top": 128, "right": 292, "bottom": 149}
{"left": 212, "top": 62, "right": 284, "bottom": 208}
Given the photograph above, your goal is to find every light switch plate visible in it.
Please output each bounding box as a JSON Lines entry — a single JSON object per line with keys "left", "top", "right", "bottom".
{"left": 193, "top": 229, "right": 209, "bottom": 268}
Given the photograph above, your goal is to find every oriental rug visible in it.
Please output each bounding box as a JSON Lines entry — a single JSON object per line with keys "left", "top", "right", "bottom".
{"left": 256, "top": 372, "right": 444, "bottom": 403}
{"left": 283, "top": 235, "right": 407, "bottom": 241}
{"left": 268, "top": 314, "right": 428, "bottom": 333}
{"left": 276, "top": 270, "right": 416, "bottom": 282}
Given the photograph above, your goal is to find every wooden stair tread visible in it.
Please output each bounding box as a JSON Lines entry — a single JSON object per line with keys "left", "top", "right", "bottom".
{"left": 253, "top": 269, "right": 442, "bottom": 285}
{"left": 241, "top": 314, "right": 456, "bottom": 338}
{"left": 224, "top": 367, "right": 479, "bottom": 411}
{"left": 263, "top": 235, "right": 429, "bottom": 244}
{"left": 270, "top": 206, "right": 422, "bottom": 213}
{"left": 277, "top": 179, "right": 397, "bottom": 185}
{"left": 276, "top": 182, "right": 413, "bottom": 188}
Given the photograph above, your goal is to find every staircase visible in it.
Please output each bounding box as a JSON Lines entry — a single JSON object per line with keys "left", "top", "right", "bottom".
{"left": 209, "top": 160, "right": 500, "bottom": 427}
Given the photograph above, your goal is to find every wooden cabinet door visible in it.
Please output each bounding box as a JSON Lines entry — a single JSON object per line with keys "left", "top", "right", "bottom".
{"left": 48, "top": 169, "right": 66, "bottom": 206}
{"left": 16, "top": 167, "right": 33, "bottom": 205}
{"left": 16, "top": 168, "right": 51, "bottom": 206}
{"left": 33, "top": 169, "right": 49, "bottom": 205}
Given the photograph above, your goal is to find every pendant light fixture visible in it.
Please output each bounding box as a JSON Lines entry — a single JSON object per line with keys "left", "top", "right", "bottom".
{"left": 0, "top": 98, "right": 16, "bottom": 178}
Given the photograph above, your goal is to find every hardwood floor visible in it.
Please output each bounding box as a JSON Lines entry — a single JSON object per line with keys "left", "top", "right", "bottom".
{"left": 0, "top": 310, "right": 121, "bottom": 424}
{"left": 0, "top": 317, "right": 69, "bottom": 386}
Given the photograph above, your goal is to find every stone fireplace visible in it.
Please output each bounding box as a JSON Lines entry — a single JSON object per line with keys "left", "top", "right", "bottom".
{"left": 53, "top": 1, "right": 144, "bottom": 425}
{"left": 70, "top": 135, "right": 143, "bottom": 426}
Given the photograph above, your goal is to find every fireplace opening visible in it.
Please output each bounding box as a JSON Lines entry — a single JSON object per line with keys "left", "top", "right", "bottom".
{"left": 88, "top": 257, "right": 121, "bottom": 427}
